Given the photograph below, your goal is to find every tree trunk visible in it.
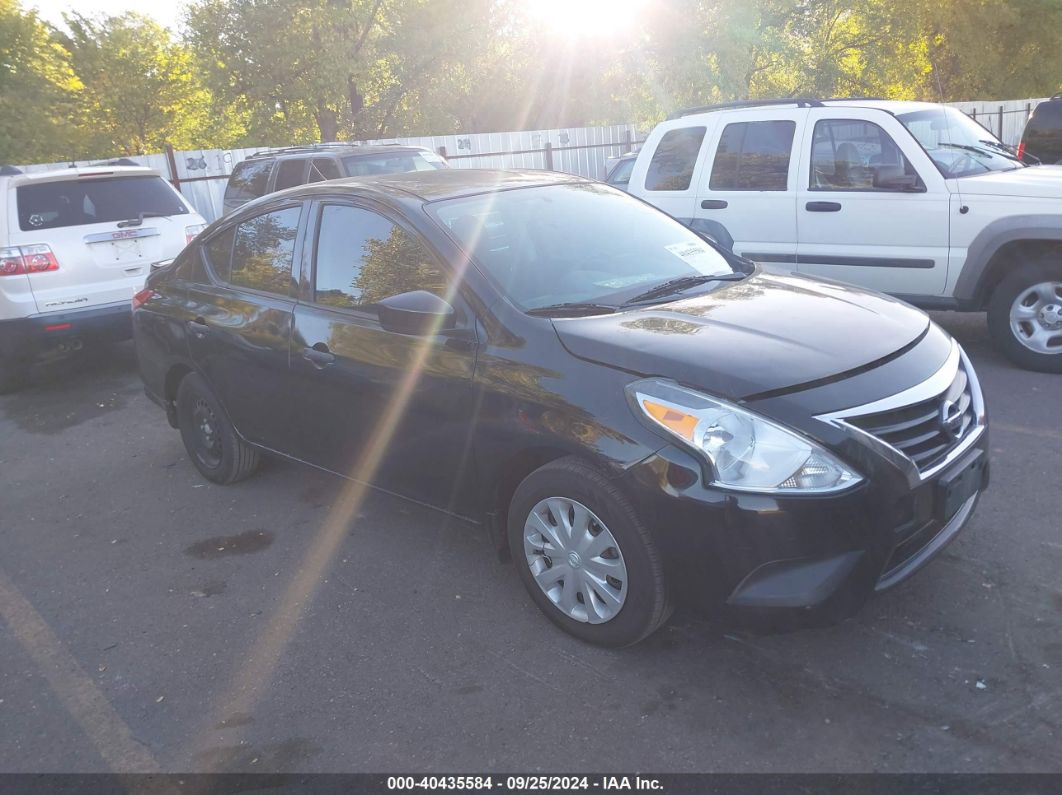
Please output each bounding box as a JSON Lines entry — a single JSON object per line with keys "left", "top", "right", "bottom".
{"left": 316, "top": 103, "right": 339, "bottom": 142}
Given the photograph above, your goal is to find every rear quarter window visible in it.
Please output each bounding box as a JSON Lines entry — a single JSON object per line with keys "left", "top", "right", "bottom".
{"left": 16, "top": 175, "right": 188, "bottom": 231}
{"left": 225, "top": 160, "right": 273, "bottom": 206}
{"left": 203, "top": 226, "right": 236, "bottom": 282}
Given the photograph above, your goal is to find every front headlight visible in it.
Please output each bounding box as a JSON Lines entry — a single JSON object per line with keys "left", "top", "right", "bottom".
{"left": 627, "top": 379, "right": 862, "bottom": 493}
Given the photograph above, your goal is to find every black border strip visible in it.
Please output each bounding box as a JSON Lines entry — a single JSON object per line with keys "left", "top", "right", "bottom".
{"left": 743, "top": 252, "right": 934, "bottom": 269}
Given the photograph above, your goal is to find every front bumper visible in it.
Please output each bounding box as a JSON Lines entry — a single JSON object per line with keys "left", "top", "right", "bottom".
{"left": 617, "top": 433, "right": 989, "bottom": 625}
{"left": 0, "top": 301, "right": 132, "bottom": 360}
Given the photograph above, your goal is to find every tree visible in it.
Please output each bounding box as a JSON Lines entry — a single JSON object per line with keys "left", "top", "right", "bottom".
{"left": 60, "top": 12, "right": 241, "bottom": 156}
{"left": 0, "top": 0, "right": 80, "bottom": 164}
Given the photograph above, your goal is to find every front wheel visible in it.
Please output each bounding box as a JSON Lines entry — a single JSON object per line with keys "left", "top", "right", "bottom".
{"left": 987, "top": 260, "right": 1062, "bottom": 373}
{"left": 507, "top": 457, "right": 672, "bottom": 647}
{"left": 175, "top": 372, "right": 260, "bottom": 484}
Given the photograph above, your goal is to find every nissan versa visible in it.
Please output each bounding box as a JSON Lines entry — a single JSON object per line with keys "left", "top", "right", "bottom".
{"left": 133, "top": 170, "right": 988, "bottom": 646}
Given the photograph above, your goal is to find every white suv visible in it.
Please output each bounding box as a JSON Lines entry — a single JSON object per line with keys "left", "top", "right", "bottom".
{"left": 628, "top": 99, "right": 1062, "bottom": 372}
{"left": 1, "top": 163, "right": 206, "bottom": 392}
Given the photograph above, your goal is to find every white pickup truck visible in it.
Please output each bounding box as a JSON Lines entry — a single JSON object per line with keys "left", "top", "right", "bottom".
{"left": 627, "top": 98, "right": 1062, "bottom": 372}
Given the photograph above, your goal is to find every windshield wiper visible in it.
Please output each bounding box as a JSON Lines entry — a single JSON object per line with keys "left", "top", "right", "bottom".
{"left": 525, "top": 302, "right": 617, "bottom": 317}
{"left": 117, "top": 211, "right": 171, "bottom": 228}
{"left": 623, "top": 272, "right": 744, "bottom": 305}
{"left": 977, "top": 139, "right": 1023, "bottom": 161}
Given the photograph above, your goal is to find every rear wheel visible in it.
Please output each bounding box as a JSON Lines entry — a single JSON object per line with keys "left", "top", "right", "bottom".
{"left": 507, "top": 457, "right": 672, "bottom": 647}
{"left": 0, "top": 356, "right": 30, "bottom": 395}
{"left": 987, "top": 259, "right": 1062, "bottom": 372}
{"left": 175, "top": 372, "right": 260, "bottom": 484}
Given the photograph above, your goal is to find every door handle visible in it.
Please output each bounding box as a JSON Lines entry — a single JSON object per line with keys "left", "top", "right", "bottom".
{"left": 806, "top": 201, "right": 842, "bottom": 212}
{"left": 187, "top": 318, "right": 210, "bottom": 337}
{"left": 302, "top": 344, "right": 336, "bottom": 369}
{"left": 700, "top": 199, "right": 728, "bottom": 209}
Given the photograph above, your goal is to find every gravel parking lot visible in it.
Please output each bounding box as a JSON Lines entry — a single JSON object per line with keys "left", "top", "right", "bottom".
{"left": 1, "top": 311, "right": 1059, "bottom": 774}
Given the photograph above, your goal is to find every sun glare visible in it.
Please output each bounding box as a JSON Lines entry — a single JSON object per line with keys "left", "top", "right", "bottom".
{"left": 527, "top": 0, "right": 647, "bottom": 39}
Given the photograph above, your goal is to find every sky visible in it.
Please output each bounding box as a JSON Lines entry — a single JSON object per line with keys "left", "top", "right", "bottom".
{"left": 29, "top": 0, "right": 182, "bottom": 30}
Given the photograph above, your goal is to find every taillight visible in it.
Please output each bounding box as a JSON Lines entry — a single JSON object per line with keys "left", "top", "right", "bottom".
{"left": 0, "top": 244, "right": 59, "bottom": 276}
{"left": 20, "top": 244, "right": 60, "bottom": 273}
{"left": 185, "top": 224, "right": 207, "bottom": 245}
{"left": 0, "top": 247, "right": 23, "bottom": 276}
{"left": 1017, "top": 141, "right": 1026, "bottom": 161}
{"left": 132, "top": 288, "right": 155, "bottom": 310}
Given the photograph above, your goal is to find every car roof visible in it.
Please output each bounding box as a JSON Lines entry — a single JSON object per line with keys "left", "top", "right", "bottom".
{"left": 249, "top": 144, "right": 432, "bottom": 161}
{"left": 246, "top": 169, "right": 588, "bottom": 208}
{"left": 1, "top": 165, "right": 161, "bottom": 188}
{"left": 673, "top": 98, "right": 944, "bottom": 124}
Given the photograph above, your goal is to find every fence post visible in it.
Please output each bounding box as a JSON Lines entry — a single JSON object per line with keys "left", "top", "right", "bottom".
{"left": 998, "top": 106, "right": 1004, "bottom": 139}
{"left": 437, "top": 145, "right": 447, "bottom": 159}
{"left": 624, "top": 129, "right": 633, "bottom": 151}
{"left": 971, "top": 108, "right": 977, "bottom": 122}
{"left": 164, "top": 143, "right": 181, "bottom": 190}
{"left": 544, "top": 141, "right": 554, "bottom": 171}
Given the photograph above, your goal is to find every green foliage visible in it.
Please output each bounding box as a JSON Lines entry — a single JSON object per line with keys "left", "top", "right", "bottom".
{"left": 60, "top": 12, "right": 242, "bottom": 156}
{"left": 0, "top": 0, "right": 80, "bottom": 163}
{"left": 2, "top": 0, "right": 1062, "bottom": 165}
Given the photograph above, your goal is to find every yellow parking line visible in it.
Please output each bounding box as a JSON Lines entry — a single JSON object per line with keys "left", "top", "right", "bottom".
{"left": 0, "top": 570, "right": 160, "bottom": 773}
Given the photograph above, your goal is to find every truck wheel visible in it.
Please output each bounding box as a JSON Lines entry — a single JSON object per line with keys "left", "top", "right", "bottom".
{"left": 0, "top": 356, "right": 30, "bottom": 395}
{"left": 987, "top": 260, "right": 1062, "bottom": 373}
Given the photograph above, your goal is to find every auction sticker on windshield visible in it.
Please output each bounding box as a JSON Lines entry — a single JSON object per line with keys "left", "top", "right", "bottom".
{"left": 664, "top": 241, "right": 726, "bottom": 273}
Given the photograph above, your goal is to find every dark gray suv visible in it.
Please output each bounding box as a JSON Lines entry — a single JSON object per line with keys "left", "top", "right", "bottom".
{"left": 222, "top": 143, "right": 448, "bottom": 215}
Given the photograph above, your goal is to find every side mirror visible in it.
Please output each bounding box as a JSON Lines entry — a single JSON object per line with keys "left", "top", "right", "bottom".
{"left": 873, "top": 165, "right": 924, "bottom": 192}
{"left": 377, "top": 290, "right": 456, "bottom": 336}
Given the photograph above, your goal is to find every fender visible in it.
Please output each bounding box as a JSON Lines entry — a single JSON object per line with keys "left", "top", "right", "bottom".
{"left": 675, "top": 217, "right": 735, "bottom": 252}
{"left": 954, "top": 215, "right": 1062, "bottom": 304}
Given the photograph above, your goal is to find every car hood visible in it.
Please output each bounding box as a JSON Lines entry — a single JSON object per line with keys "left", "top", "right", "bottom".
{"left": 957, "top": 165, "right": 1062, "bottom": 199}
{"left": 551, "top": 272, "right": 930, "bottom": 400}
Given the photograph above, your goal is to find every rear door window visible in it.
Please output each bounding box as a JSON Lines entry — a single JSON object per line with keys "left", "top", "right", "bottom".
{"left": 273, "top": 159, "right": 307, "bottom": 191}
{"left": 229, "top": 206, "right": 302, "bottom": 296}
{"left": 313, "top": 204, "right": 447, "bottom": 311}
{"left": 16, "top": 175, "right": 188, "bottom": 231}
{"left": 709, "top": 120, "right": 796, "bottom": 191}
{"left": 645, "top": 127, "right": 706, "bottom": 191}
{"left": 225, "top": 160, "right": 272, "bottom": 206}
{"left": 307, "top": 158, "right": 342, "bottom": 183}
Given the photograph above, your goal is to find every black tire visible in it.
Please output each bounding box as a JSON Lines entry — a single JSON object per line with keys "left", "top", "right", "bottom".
{"left": 507, "top": 456, "right": 673, "bottom": 647}
{"left": 175, "top": 372, "right": 260, "bottom": 484}
{"left": 987, "top": 258, "right": 1062, "bottom": 373}
{"left": 0, "top": 356, "right": 30, "bottom": 395}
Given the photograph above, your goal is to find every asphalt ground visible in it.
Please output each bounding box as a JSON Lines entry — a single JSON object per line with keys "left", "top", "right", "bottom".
{"left": 0, "top": 311, "right": 1059, "bottom": 773}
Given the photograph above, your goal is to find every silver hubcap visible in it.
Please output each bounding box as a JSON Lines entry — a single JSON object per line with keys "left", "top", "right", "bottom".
{"left": 1010, "top": 281, "right": 1062, "bottom": 354}
{"left": 523, "top": 497, "right": 628, "bottom": 624}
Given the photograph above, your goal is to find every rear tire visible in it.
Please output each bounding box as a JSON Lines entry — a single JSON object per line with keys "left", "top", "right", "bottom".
{"left": 507, "top": 456, "right": 673, "bottom": 647}
{"left": 175, "top": 372, "right": 260, "bottom": 484}
{"left": 987, "top": 259, "right": 1062, "bottom": 373}
{"left": 0, "top": 356, "right": 30, "bottom": 395}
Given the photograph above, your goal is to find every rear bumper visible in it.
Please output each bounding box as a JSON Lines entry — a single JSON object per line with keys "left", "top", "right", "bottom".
{"left": 0, "top": 301, "right": 132, "bottom": 360}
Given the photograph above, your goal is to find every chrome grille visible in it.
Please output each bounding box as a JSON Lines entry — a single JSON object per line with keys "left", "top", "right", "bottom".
{"left": 845, "top": 359, "right": 976, "bottom": 473}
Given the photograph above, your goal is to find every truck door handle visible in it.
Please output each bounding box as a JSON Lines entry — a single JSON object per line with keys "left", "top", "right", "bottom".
{"left": 187, "top": 318, "right": 210, "bottom": 337}
{"left": 806, "top": 201, "right": 842, "bottom": 212}
{"left": 302, "top": 344, "right": 336, "bottom": 369}
{"left": 701, "top": 199, "right": 728, "bottom": 209}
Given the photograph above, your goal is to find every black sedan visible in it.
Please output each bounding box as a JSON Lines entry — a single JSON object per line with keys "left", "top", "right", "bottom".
{"left": 133, "top": 169, "right": 989, "bottom": 646}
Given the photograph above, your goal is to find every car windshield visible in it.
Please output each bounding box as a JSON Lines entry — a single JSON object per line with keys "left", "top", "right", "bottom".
{"left": 897, "top": 107, "right": 1023, "bottom": 178}
{"left": 342, "top": 150, "right": 447, "bottom": 177}
{"left": 431, "top": 182, "right": 736, "bottom": 311}
{"left": 16, "top": 175, "right": 188, "bottom": 231}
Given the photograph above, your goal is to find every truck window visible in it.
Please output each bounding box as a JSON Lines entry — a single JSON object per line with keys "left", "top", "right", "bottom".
{"left": 273, "top": 159, "right": 307, "bottom": 191}
{"left": 225, "top": 160, "right": 273, "bottom": 206}
{"left": 709, "top": 120, "right": 795, "bottom": 191}
{"left": 810, "top": 119, "right": 922, "bottom": 191}
{"left": 645, "top": 127, "right": 706, "bottom": 191}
